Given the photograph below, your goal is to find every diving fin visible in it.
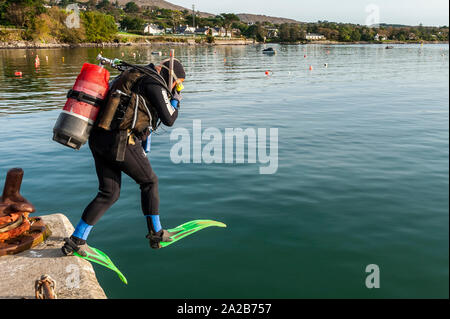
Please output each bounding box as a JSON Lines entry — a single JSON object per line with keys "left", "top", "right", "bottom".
{"left": 160, "top": 220, "right": 227, "bottom": 248}
{"left": 74, "top": 245, "right": 128, "bottom": 285}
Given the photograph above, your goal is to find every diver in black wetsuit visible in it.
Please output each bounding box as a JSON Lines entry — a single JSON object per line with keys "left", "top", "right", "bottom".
{"left": 62, "top": 59, "right": 186, "bottom": 255}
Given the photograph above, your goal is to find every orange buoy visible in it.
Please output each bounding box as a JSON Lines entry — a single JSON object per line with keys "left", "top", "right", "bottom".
{"left": 14, "top": 71, "right": 23, "bottom": 77}
{"left": 309, "top": 65, "right": 313, "bottom": 71}
{"left": 224, "top": 58, "right": 227, "bottom": 62}
{"left": 35, "top": 55, "right": 40, "bottom": 68}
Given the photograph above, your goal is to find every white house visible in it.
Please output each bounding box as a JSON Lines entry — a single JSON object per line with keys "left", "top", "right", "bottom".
{"left": 374, "top": 33, "right": 387, "bottom": 41}
{"left": 195, "top": 27, "right": 210, "bottom": 35}
{"left": 176, "top": 25, "right": 196, "bottom": 35}
{"left": 306, "top": 33, "right": 326, "bottom": 40}
{"left": 267, "top": 28, "right": 279, "bottom": 38}
{"left": 214, "top": 27, "right": 228, "bottom": 37}
{"left": 209, "top": 28, "right": 219, "bottom": 36}
{"left": 144, "top": 24, "right": 164, "bottom": 35}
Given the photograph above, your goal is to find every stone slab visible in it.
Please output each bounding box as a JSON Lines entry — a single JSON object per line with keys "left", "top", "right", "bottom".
{"left": 0, "top": 213, "right": 107, "bottom": 299}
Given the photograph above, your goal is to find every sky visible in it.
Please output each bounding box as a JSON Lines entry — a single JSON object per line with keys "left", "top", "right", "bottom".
{"left": 170, "top": 0, "right": 449, "bottom": 26}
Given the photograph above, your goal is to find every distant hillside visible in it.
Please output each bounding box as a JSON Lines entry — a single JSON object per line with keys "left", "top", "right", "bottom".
{"left": 114, "top": 0, "right": 214, "bottom": 17}
{"left": 236, "top": 13, "right": 301, "bottom": 25}
{"left": 109, "top": 1, "right": 302, "bottom": 24}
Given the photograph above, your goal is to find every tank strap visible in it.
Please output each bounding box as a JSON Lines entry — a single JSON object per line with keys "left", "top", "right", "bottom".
{"left": 67, "top": 89, "right": 104, "bottom": 107}
{"left": 131, "top": 94, "right": 140, "bottom": 130}
{"left": 140, "top": 95, "right": 153, "bottom": 129}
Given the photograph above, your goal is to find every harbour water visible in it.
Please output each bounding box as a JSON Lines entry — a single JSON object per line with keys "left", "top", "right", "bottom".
{"left": 0, "top": 44, "right": 448, "bottom": 298}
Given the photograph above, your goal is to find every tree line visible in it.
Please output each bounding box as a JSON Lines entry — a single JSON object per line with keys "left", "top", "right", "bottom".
{"left": 237, "top": 21, "right": 448, "bottom": 43}
{"left": 0, "top": 0, "right": 448, "bottom": 43}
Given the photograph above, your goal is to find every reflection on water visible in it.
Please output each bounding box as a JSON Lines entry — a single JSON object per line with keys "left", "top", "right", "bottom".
{"left": 1, "top": 44, "right": 448, "bottom": 116}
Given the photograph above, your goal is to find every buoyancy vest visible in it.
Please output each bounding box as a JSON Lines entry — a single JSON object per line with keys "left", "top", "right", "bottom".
{"left": 94, "top": 66, "right": 166, "bottom": 162}
{"left": 96, "top": 68, "right": 159, "bottom": 136}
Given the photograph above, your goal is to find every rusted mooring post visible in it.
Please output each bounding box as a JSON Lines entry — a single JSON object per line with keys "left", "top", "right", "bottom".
{"left": 0, "top": 168, "right": 50, "bottom": 256}
{"left": 0, "top": 168, "right": 35, "bottom": 215}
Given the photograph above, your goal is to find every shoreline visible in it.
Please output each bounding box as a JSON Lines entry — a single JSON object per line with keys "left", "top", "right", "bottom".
{"left": 0, "top": 39, "right": 254, "bottom": 49}
{"left": 0, "top": 39, "right": 447, "bottom": 50}
{"left": 310, "top": 40, "right": 448, "bottom": 45}
{"left": 273, "top": 40, "right": 449, "bottom": 45}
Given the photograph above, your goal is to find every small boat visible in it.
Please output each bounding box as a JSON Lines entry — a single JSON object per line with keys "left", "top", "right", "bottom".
{"left": 151, "top": 51, "right": 162, "bottom": 56}
{"left": 262, "top": 48, "right": 276, "bottom": 55}
{"left": 385, "top": 46, "right": 394, "bottom": 49}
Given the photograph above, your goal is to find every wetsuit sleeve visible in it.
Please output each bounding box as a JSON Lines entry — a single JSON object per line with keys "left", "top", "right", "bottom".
{"left": 141, "top": 80, "right": 179, "bottom": 127}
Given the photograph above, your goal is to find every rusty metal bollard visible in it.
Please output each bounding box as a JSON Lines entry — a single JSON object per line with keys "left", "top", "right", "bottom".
{"left": 0, "top": 168, "right": 35, "bottom": 216}
{"left": 0, "top": 168, "right": 51, "bottom": 256}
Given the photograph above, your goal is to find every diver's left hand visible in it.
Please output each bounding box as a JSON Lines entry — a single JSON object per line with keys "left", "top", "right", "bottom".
{"left": 173, "top": 91, "right": 183, "bottom": 102}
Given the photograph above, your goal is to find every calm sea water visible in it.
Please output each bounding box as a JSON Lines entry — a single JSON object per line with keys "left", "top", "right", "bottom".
{"left": 0, "top": 44, "right": 448, "bottom": 298}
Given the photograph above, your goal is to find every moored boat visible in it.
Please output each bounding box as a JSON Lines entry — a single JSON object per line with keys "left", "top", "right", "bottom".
{"left": 263, "top": 47, "right": 276, "bottom": 55}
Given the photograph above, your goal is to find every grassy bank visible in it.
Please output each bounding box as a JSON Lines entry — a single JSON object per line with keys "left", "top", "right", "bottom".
{"left": 0, "top": 33, "right": 252, "bottom": 49}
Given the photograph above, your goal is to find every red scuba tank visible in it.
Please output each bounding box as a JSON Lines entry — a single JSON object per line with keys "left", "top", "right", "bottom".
{"left": 53, "top": 63, "right": 110, "bottom": 150}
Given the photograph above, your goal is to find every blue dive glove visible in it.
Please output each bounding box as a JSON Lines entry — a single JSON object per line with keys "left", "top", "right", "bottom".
{"left": 171, "top": 92, "right": 182, "bottom": 110}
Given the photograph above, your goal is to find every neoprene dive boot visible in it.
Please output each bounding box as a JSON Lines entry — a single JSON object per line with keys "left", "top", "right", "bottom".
{"left": 61, "top": 236, "right": 129, "bottom": 285}
{"left": 62, "top": 236, "right": 93, "bottom": 257}
{"left": 146, "top": 230, "right": 176, "bottom": 249}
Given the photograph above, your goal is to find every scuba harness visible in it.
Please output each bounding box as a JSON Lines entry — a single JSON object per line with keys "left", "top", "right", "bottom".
{"left": 95, "top": 56, "right": 177, "bottom": 161}
{"left": 97, "top": 61, "right": 173, "bottom": 132}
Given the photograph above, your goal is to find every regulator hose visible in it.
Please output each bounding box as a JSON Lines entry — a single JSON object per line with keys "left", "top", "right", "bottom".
{"left": 118, "top": 61, "right": 173, "bottom": 99}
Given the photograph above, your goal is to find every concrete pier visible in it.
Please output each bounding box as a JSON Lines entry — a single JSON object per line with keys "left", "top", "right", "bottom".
{"left": 0, "top": 214, "right": 107, "bottom": 299}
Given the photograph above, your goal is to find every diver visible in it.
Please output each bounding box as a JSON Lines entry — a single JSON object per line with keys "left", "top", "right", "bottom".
{"left": 62, "top": 58, "right": 186, "bottom": 256}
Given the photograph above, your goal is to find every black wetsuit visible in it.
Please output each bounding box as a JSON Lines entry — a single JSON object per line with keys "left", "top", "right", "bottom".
{"left": 81, "top": 79, "right": 179, "bottom": 232}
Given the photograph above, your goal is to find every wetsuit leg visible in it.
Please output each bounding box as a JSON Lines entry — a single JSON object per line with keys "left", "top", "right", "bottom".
{"left": 81, "top": 150, "right": 122, "bottom": 226}
{"left": 119, "top": 142, "right": 161, "bottom": 233}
